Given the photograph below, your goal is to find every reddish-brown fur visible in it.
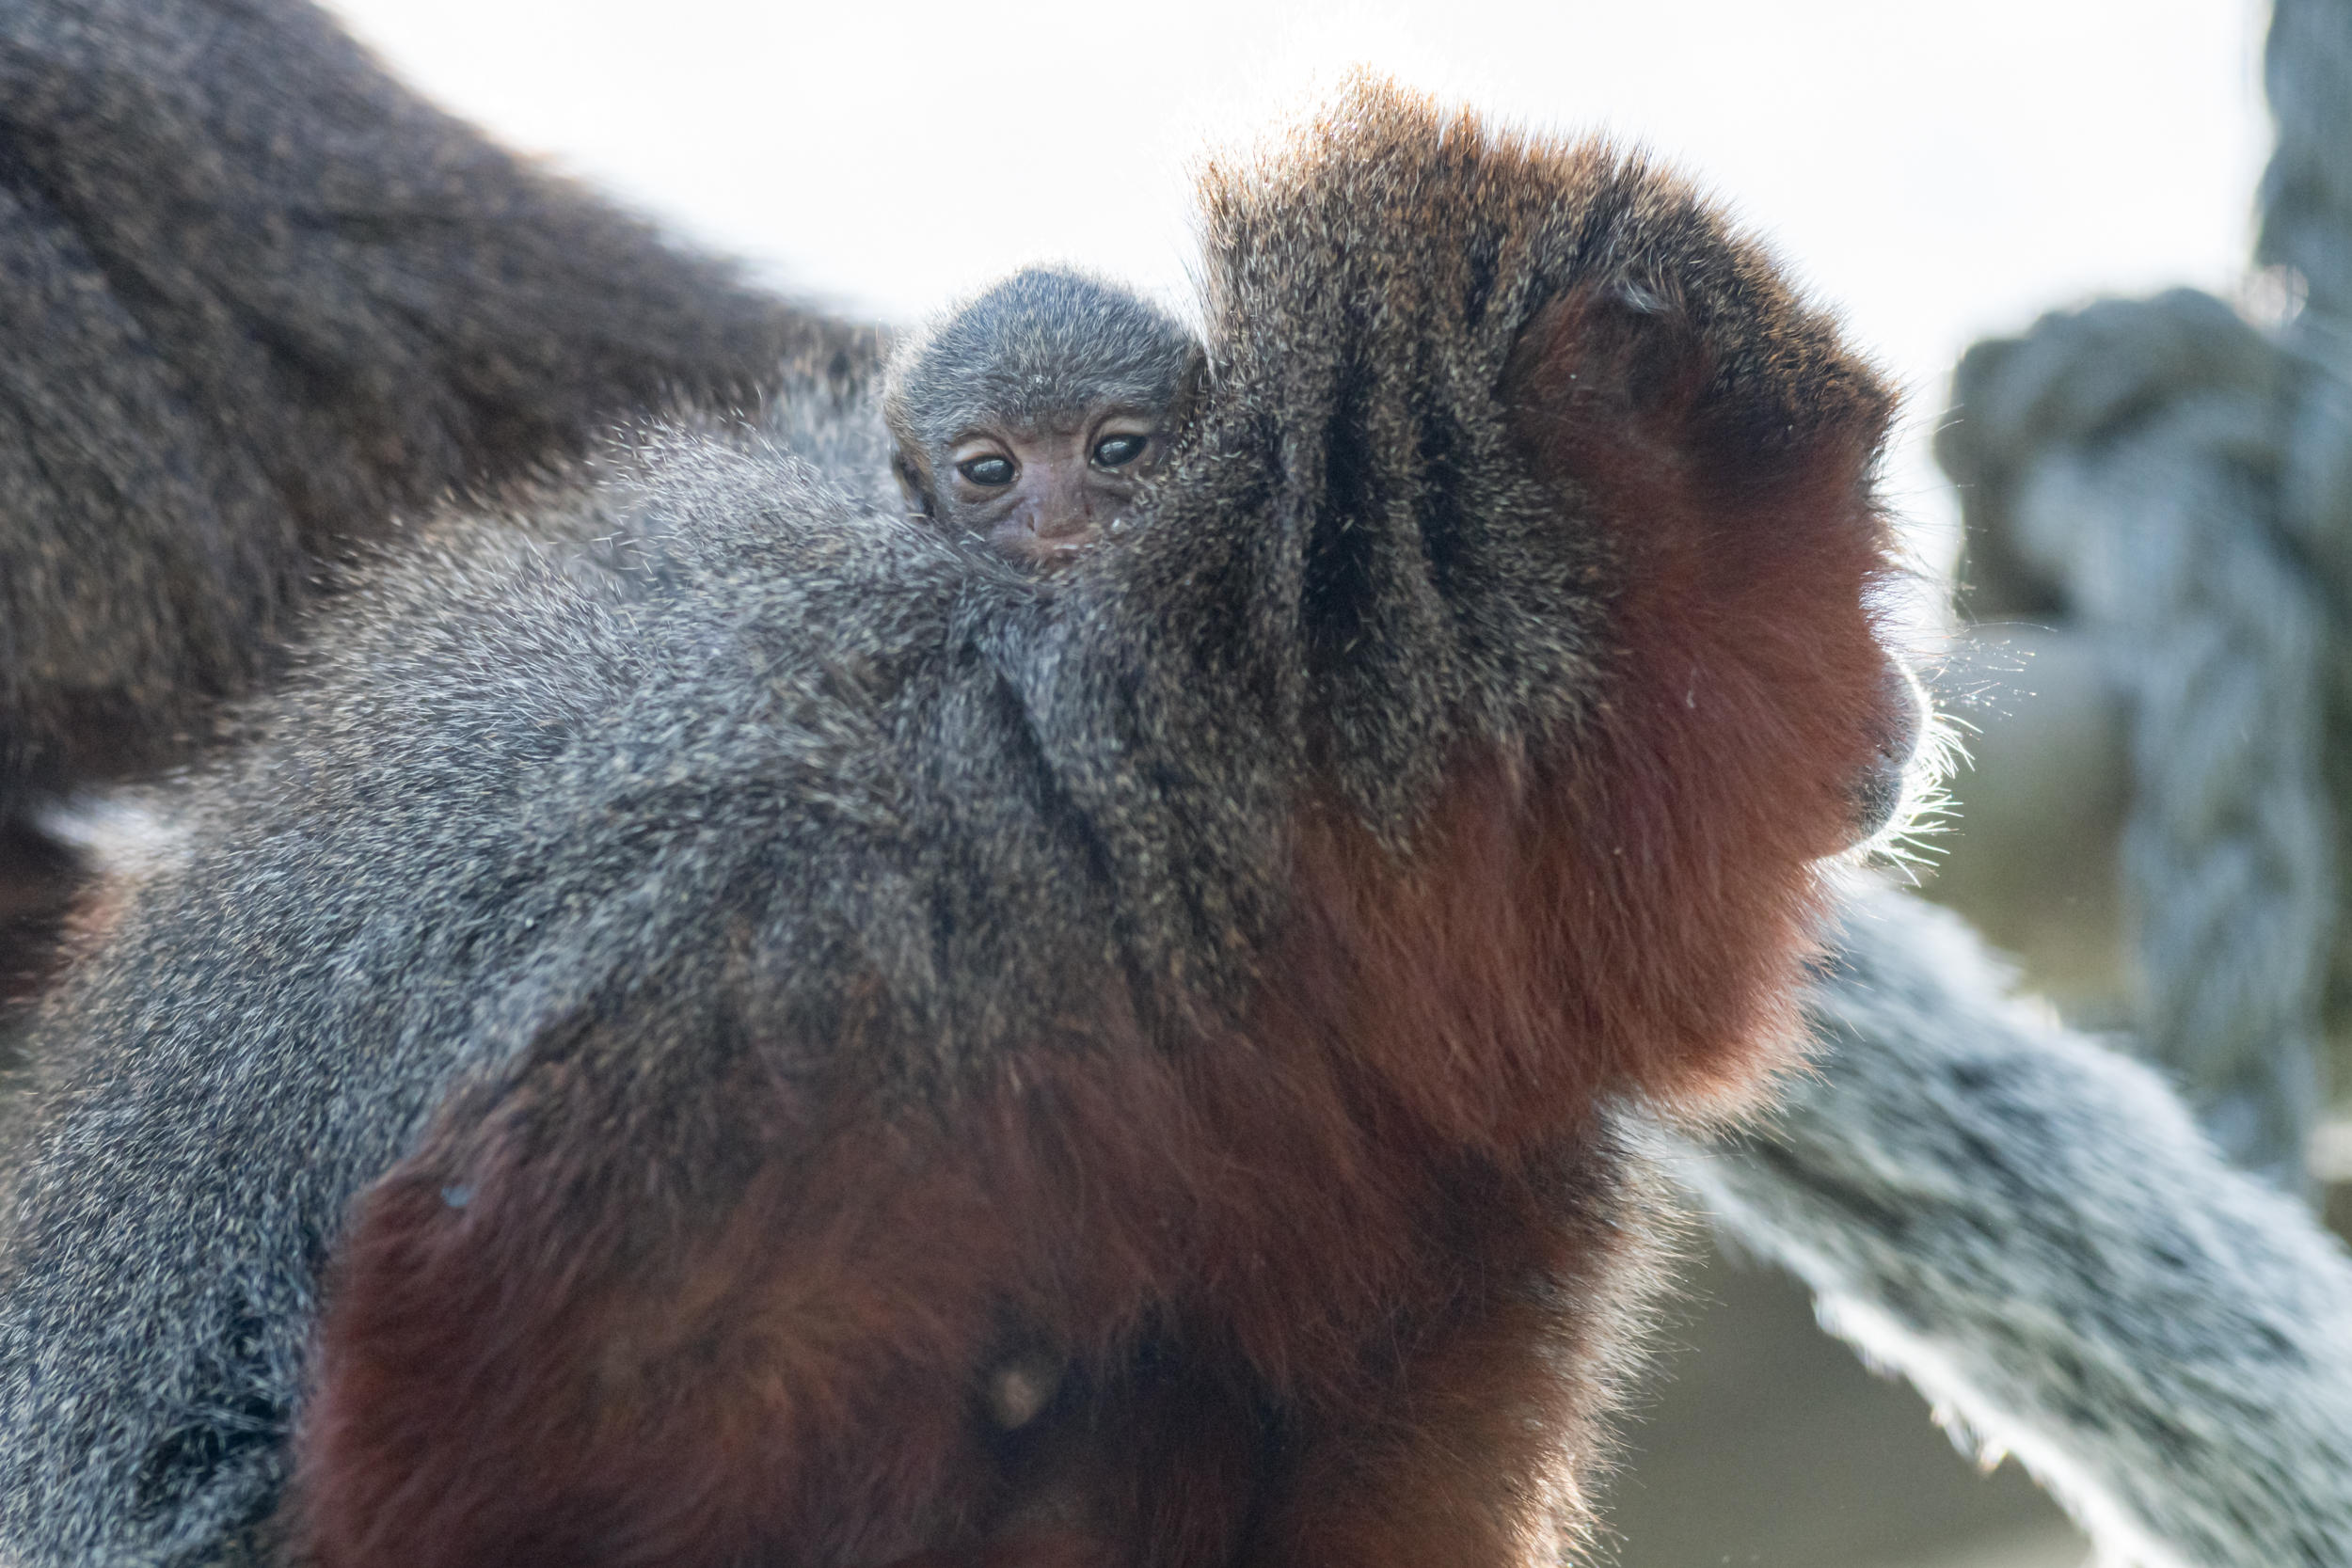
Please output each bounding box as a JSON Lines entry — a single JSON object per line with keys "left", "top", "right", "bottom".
{"left": 294, "top": 112, "right": 1897, "bottom": 1568}
{"left": 1503, "top": 287, "right": 1896, "bottom": 1114}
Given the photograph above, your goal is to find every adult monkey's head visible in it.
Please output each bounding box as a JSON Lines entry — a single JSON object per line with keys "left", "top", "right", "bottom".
{"left": 883, "top": 268, "right": 1200, "bottom": 567}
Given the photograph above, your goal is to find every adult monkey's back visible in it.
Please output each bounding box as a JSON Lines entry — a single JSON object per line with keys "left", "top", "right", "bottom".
{"left": 0, "top": 0, "right": 873, "bottom": 988}
{"left": 0, "top": 78, "right": 1914, "bottom": 1567}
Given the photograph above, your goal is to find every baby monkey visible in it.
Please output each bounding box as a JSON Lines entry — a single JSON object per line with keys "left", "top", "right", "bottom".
{"left": 883, "top": 268, "right": 1199, "bottom": 566}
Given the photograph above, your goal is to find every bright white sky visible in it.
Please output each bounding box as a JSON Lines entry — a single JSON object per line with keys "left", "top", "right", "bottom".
{"left": 324, "top": 0, "right": 2272, "bottom": 557}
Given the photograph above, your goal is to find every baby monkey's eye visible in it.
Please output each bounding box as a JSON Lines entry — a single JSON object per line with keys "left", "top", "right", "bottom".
{"left": 959, "top": 455, "right": 1016, "bottom": 487}
{"left": 1090, "top": 434, "right": 1149, "bottom": 469}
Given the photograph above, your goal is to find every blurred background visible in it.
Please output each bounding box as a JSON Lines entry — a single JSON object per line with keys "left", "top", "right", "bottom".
{"left": 320, "top": 0, "right": 2272, "bottom": 583}
{"left": 312, "top": 4, "right": 2333, "bottom": 1563}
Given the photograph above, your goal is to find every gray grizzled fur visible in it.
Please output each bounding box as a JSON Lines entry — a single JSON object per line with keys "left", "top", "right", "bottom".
{"left": 1677, "top": 877, "right": 2352, "bottom": 1568}
{"left": 0, "top": 0, "right": 874, "bottom": 818}
{"left": 0, "top": 440, "right": 1006, "bottom": 1565}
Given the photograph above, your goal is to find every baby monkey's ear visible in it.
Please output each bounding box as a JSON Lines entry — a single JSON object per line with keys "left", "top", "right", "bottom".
{"left": 1161, "top": 348, "right": 1211, "bottom": 451}
{"left": 892, "top": 450, "right": 935, "bottom": 518}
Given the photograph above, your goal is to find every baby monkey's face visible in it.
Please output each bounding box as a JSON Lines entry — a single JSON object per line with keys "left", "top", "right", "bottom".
{"left": 936, "top": 406, "right": 1168, "bottom": 567}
